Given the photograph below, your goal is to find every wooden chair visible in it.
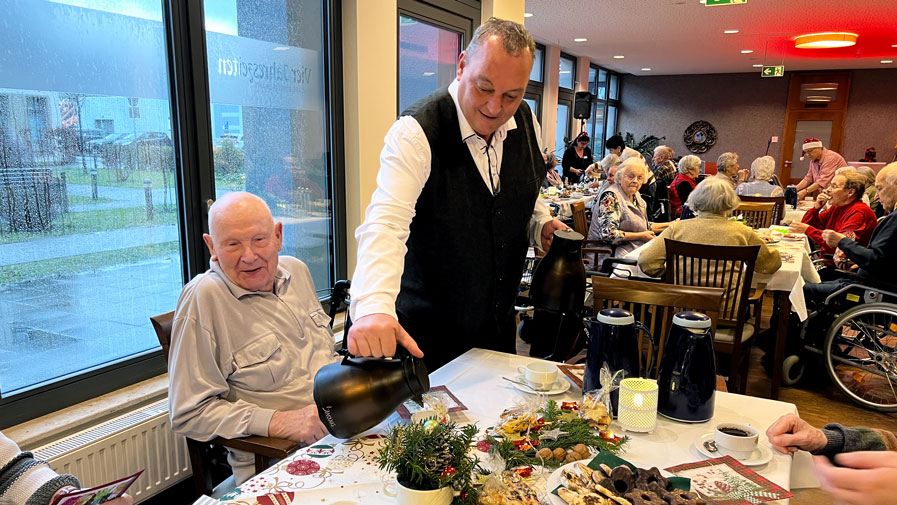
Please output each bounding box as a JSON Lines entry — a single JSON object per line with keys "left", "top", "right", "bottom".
{"left": 591, "top": 276, "right": 724, "bottom": 379}
{"left": 739, "top": 195, "right": 785, "bottom": 225}
{"left": 735, "top": 201, "right": 775, "bottom": 229}
{"left": 661, "top": 240, "right": 764, "bottom": 394}
{"left": 582, "top": 239, "right": 613, "bottom": 271}
{"left": 571, "top": 200, "right": 589, "bottom": 236}
{"left": 151, "top": 312, "right": 300, "bottom": 498}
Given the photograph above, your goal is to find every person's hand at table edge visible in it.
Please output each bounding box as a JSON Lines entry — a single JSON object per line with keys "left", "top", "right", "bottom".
{"left": 269, "top": 404, "right": 329, "bottom": 445}
{"left": 813, "top": 451, "right": 897, "bottom": 505}
{"left": 766, "top": 413, "right": 827, "bottom": 454}
{"left": 540, "top": 219, "right": 570, "bottom": 252}
{"left": 347, "top": 313, "right": 424, "bottom": 358}
{"left": 788, "top": 221, "right": 810, "bottom": 234}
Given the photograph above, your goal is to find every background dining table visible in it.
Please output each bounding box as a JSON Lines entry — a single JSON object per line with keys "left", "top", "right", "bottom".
{"left": 193, "top": 348, "right": 820, "bottom": 505}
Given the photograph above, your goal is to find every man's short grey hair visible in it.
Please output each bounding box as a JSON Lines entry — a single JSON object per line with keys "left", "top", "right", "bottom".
{"left": 617, "top": 157, "right": 648, "bottom": 181}
{"left": 687, "top": 176, "right": 740, "bottom": 217}
{"left": 465, "top": 17, "right": 536, "bottom": 62}
{"left": 600, "top": 153, "right": 621, "bottom": 171}
{"left": 750, "top": 156, "right": 776, "bottom": 181}
{"left": 855, "top": 166, "right": 876, "bottom": 185}
{"left": 839, "top": 171, "right": 867, "bottom": 200}
{"left": 654, "top": 145, "right": 674, "bottom": 159}
{"left": 878, "top": 162, "right": 897, "bottom": 187}
{"left": 678, "top": 155, "right": 702, "bottom": 175}
{"left": 717, "top": 152, "right": 739, "bottom": 171}
{"left": 620, "top": 147, "right": 644, "bottom": 163}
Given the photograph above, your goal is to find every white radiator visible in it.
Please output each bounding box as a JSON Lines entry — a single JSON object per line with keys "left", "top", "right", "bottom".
{"left": 32, "top": 399, "right": 191, "bottom": 503}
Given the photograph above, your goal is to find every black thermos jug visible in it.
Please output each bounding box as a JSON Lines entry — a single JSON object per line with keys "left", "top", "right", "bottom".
{"left": 314, "top": 349, "right": 429, "bottom": 438}
{"left": 657, "top": 311, "right": 717, "bottom": 423}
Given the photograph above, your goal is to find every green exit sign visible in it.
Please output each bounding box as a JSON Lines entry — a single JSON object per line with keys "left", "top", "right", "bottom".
{"left": 761, "top": 65, "right": 785, "bottom": 77}
{"left": 705, "top": 0, "right": 746, "bottom": 5}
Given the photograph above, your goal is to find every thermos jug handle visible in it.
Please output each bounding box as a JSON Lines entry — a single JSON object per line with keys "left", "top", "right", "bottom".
{"left": 633, "top": 321, "right": 658, "bottom": 377}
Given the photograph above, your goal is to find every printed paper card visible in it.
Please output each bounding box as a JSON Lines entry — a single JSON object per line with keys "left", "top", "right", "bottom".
{"left": 665, "top": 456, "right": 792, "bottom": 505}
{"left": 52, "top": 470, "right": 143, "bottom": 505}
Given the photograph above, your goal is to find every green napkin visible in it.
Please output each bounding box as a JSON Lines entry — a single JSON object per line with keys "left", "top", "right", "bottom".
{"left": 551, "top": 452, "right": 690, "bottom": 496}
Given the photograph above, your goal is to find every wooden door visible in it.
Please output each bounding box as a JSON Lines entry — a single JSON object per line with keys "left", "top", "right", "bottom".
{"left": 780, "top": 72, "right": 850, "bottom": 185}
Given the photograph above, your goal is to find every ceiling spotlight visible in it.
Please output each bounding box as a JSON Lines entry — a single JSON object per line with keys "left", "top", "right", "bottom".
{"left": 613, "top": 55, "right": 625, "bottom": 59}
{"left": 740, "top": 49, "right": 753, "bottom": 54}
{"left": 574, "top": 38, "right": 588, "bottom": 42}
{"left": 806, "top": 95, "right": 833, "bottom": 102}
{"left": 641, "top": 68, "right": 651, "bottom": 71}
{"left": 883, "top": 60, "right": 894, "bottom": 64}
{"left": 794, "top": 32, "right": 858, "bottom": 49}
{"left": 752, "top": 64, "right": 763, "bottom": 67}
{"left": 523, "top": 12, "right": 533, "bottom": 18}
{"left": 724, "top": 30, "right": 739, "bottom": 34}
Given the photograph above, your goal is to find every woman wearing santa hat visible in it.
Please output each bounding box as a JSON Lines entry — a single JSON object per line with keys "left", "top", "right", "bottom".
{"left": 795, "top": 137, "right": 846, "bottom": 201}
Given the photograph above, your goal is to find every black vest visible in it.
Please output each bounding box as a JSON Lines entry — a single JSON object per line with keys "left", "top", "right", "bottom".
{"left": 396, "top": 89, "right": 544, "bottom": 371}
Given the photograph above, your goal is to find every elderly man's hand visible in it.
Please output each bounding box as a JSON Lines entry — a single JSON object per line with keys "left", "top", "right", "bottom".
{"left": 737, "top": 169, "right": 750, "bottom": 183}
{"left": 789, "top": 221, "right": 809, "bottom": 234}
{"left": 822, "top": 230, "right": 847, "bottom": 249}
{"left": 540, "top": 219, "right": 570, "bottom": 252}
{"left": 765, "top": 413, "right": 827, "bottom": 454}
{"left": 347, "top": 314, "right": 423, "bottom": 358}
{"left": 813, "top": 451, "right": 897, "bottom": 505}
{"left": 269, "top": 404, "right": 330, "bottom": 445}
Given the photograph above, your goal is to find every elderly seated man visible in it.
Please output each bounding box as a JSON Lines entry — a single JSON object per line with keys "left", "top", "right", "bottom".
{"left": 168, "top": 192, "right": 338, "bottom": 485}
{"left": 789, "top": 170, "right": 877, "bottom": 257}
{"left": 802, "top": 162, "right": 897, "bottom": 309}
{"left": 736, "top": 155, "right": 783, "bottom": 197}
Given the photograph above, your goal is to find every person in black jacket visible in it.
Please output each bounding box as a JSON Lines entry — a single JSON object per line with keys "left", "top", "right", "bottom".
{"left": 804, "top": 162, "right": 897, "bottom": 307}
{"left": 561, "top": 132, "right": 592, "bottom": 184}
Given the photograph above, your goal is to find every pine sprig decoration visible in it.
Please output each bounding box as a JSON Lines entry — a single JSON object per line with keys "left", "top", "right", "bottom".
{"left": 538, "top": 399, "right": 563, "bottom": 422}
{"left": 378, "top": 421, "right": 480, "bottom": 505}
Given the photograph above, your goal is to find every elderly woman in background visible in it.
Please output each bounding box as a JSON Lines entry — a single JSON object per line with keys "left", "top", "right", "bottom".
{"left": 715, "top": 151, "right": 749, "bottom": 188}
{"left": 639, "top": 176, "right": 782, "bottom": 277}
{"left": 737, "top": 156, "right": 784, "bottom": 197}
{"left": 542, "top": 152, "right": 563, "bottom": 188}
{"left": 669, "top": 154, "right": 701, "bottom": 217}
{"left": 589, "top": 153, "right": 620, "bottom": 189}
{"left": 856, "top": 166, "right": 881, "bottom": 215}
{"left": 790, "top": 170, "right": 878, "bottom": 256}
{"left": 588, "top": 158, "right": 669, "bottom": 262}
{"left": 562, "top": 132, "right": 592, "bottom": 184}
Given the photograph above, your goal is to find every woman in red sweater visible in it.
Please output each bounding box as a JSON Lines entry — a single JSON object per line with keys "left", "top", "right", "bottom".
{"left": 789, "top": 171, "right": 877, "bottom": 255}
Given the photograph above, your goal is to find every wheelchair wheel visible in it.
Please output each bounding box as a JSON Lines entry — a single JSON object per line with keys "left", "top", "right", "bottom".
{"left": 781, "top": 355, "right": 804, "bottom": 386}
{"left": 823, "top": 302, "right": 897, "bottom": 412}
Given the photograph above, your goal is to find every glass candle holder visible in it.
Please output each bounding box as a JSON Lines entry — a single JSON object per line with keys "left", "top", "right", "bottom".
{"left": 617, "top": 378, "right": 659, "bottom": 432}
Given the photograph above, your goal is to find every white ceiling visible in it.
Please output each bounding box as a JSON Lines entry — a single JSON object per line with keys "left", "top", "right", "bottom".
{"left": 523, "top": 0, "right": 897, "bottom": 75}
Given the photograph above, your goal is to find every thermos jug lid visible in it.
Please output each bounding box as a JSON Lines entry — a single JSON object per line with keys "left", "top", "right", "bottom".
{"left": 672, "top": 311, "right": 711, "bottom": 329}
{"left": 596, "top": 307, "right": 634, "bottom": 325}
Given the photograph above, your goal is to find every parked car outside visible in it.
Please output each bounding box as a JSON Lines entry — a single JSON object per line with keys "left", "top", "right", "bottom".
{"left": 87, "top": 132, "right": 128, "bottom": 153}
{"left": 114, "top": 132, "right": 172, "bottom": 147}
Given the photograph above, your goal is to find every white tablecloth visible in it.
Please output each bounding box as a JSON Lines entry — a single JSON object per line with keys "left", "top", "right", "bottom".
{"left": 782, "top": 208, "right": 807, "bottom": 226}
{"left": 543, "top": 194, "right": 595, "bottom": 218}
{"left": 199, "top": 349, "right": 817, "bottom": 505}
{"left": 613, "top": 234, "right": 821, "bottom": 321}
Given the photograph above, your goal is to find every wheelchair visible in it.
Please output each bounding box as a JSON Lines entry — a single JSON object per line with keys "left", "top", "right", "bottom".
{"left": 782, "top": 273, "right": 897, "bottom": 412}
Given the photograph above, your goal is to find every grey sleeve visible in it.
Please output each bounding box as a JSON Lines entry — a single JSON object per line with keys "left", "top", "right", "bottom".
{"left": 813, "top": 423, "right": 890, "bottom": 455}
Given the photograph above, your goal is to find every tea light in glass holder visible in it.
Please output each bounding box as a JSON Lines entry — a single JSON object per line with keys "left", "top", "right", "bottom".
{"left": 617, "top": 378, "right": 659, "bottom": 432}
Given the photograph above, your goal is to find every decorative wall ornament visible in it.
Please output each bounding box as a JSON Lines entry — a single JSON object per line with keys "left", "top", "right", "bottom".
{"left": 683, "top": 121, "right": 718, "bottom": 154}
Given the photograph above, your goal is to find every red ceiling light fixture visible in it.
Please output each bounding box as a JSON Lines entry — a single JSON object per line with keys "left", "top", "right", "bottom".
{"left": 794, "top": 32, "right": 858, "bottom": 49}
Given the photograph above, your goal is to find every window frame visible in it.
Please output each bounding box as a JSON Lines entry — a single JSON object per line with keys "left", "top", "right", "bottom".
{"left": 586, "top": 62, "right": 621, "bottom": 155}
{"left": 524, "top": 43, "right": 545, "bottom": 124}
{"left": 0, "top": 0, "right": 347, "bottom": 429}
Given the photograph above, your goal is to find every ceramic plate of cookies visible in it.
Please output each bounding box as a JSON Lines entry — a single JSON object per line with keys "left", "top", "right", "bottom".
{"left": 547, "top": 455, "right": 695, "bottom": 505}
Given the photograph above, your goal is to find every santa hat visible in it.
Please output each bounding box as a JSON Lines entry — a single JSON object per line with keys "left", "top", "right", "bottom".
{"left": 802, "top": 138, "right": 823, "bottom": 152}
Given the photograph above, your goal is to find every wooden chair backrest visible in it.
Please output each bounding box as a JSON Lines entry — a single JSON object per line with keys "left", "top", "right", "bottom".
{"left": 591, "top": 276, "right": 723, "bottom": 378}
{"left": 739, "top": 195, "right": 785, "bottom": 225}
{"left": 150, "top": 311, "right": 175, "bottom": 365}
{"left": 571, "top": 200, "right": 589, "bottom": 236}
{"left": 662, "top": 239, "right": 759, "bottom": 327}
{"left": 582, "top": 239, "right": 613, "bottom": 270}
{"left": 735, "top": 201, "right": 775, "bottom": 229}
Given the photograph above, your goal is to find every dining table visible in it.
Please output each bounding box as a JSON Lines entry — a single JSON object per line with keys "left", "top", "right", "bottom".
{"left": 193, "top": 348, "right": 820, "bottom": 505}
{"left": 541, "top": 192, "right": 597, "bottom": 219}
{"left": 612, "top": 231, "right": 821, "bottom": 400}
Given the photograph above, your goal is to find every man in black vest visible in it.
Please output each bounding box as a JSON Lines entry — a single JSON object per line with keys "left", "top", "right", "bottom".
{"left": 347, "top": 18, "right": 567, "bottom": 371}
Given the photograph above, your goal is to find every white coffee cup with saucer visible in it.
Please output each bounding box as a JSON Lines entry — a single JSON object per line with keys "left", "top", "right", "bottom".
{"left": 516, "top": 362, "right": 558, "bottom": 390}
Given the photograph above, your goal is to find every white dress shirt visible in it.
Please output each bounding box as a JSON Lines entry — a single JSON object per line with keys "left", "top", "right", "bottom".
{"left": 350, "top": 80, "right": 553, "bottom": 322}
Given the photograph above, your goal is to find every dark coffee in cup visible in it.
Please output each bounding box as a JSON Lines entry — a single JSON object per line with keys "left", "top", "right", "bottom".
{"left": 719, "top": 427, "right": 749, "bottom": 437}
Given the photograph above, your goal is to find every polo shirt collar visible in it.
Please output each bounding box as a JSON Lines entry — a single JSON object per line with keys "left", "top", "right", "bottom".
{"left": 447, "top": 80, "right": 517, "bottom": 146}
{"left": 210, "top": 260, "right": 291, "bottom": 299}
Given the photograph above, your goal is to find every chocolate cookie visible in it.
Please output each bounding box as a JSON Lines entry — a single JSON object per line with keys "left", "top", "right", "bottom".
{"left": 624, "top": 489, "right": 666, "bottom": 505}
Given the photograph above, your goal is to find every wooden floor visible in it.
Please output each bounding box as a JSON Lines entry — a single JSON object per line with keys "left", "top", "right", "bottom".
{"left": 515, "top": 294, "right": 897, "bottom": 504}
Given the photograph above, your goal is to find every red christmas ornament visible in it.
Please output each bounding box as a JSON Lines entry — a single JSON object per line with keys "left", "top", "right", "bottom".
{"left": 286, "top": 459, "right": 320, "bottom": 476}
{"left": 476, "top": 440, "right": 492, "bottom": 452}
{"left": 513, "top": 466, "right": 534, "bottom": 478}
{"left": 441, "top": 466, "right": 456, "bottom": 478}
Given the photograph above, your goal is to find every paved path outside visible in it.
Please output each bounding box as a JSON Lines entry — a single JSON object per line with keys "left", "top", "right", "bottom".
{"left": 0, "top": 224, "right": 178, "bottom": 265}
{"left": 66, "top": 183, "right": 176, "bottom": 212}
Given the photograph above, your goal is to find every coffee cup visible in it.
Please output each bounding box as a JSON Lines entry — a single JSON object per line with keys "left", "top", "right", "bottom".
{"left": 517, "top": 362, "right": 558, "bottom": 390}
{"left": 714, "top": 423, "right": 759, "bottom": 460}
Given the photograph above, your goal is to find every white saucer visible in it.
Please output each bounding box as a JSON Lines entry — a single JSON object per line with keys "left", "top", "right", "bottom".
{"left": 510, "top": 375, "right": 571, "bottom": 395}
{"left": 694, "top": 432, "right": 773, "bottom": 466}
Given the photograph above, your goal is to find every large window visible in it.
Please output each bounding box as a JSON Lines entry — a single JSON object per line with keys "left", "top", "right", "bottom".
{"left": 587, "top": 63, "right": 621, "bottom": 156}
{"left": 0, "top": 0, "right": 344, "bottom": 428}
{"left": 556, "top": 52, "right": 577, "bottom": 156}
{"left": 524, "top": 43, "right": 545, "bottom": 124}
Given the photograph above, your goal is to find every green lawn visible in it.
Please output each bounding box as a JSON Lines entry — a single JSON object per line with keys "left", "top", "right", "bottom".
{"left": 54, "top": 165, "right": 175, "bottom": 190}
{"left": 0, "top": 207, "right": 177, "bottom": 245}
{"left": 0, "top": 241, "right": 180, "bottom": 285}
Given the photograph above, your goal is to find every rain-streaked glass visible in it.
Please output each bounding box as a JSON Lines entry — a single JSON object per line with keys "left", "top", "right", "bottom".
{"left": 398, "top": 15, "right": 462, "bottom": 113}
